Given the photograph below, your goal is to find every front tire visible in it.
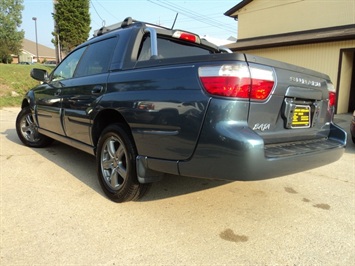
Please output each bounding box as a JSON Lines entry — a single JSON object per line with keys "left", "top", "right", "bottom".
{"left": 16, "top": 107, "right": 53, "bottom": 148}
{"left": 96, "top": 124, "right": 150, "bottom": 203}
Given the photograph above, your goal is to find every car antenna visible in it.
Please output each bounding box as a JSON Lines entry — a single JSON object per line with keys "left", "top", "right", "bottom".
{"left": 171, "top": 13, "right": 178, "bottom": 29}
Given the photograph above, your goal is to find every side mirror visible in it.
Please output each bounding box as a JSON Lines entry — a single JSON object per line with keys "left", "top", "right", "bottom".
{"left": 30, "top": 68, "right": 49, "bottom": 82}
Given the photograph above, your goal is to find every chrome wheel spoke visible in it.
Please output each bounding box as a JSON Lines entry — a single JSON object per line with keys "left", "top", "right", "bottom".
{"left": 27, "top": 130, "right": 36, "bottom": 142}
{"left": 116, "top": 163, "right": 127, "bottom": 179}
{"left": 107, "top": 139, "right": 117, "bottom": 158}
{"left": 21, "top": 126, "right": 32, "bottom": 136}
{"left": 110, "top": 170, "right": 119, "bottom": 188}
{"left": 21, "top": 114, "right": 39, "bottom": 142}
{"left": 21, "top": 125, "right": 31, "bottom": 133}
{"left": 25, "top": 115, "right": 33, "bottom": 126}
{"left": 100, "top": 135, "right": 128, "bottom": 191}
{"left": 116, "top": 145, "right": 125, "bottom": 159}
{"left": 102, "top": 158, "right": 113, "bottom": 170}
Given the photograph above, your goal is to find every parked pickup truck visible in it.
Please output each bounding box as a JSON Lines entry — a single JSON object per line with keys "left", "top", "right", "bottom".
{"left": 16, "top": 17, "right": 347, "bottom": 202}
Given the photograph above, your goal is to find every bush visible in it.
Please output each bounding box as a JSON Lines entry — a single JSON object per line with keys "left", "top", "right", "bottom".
{"left": 1, "top": 54, "right": 13, "bottom": 64}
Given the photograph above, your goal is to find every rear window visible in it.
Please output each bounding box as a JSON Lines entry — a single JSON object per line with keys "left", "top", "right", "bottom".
{"left": 137, "top": 36, "right": 212, "bottom": 61}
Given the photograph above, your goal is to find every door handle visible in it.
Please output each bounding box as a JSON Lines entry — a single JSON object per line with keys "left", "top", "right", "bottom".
{"left": 92, "top": 85, "right": 104, "bottom": 95}
{"left": 54, "top": 89, "right": 61, "bottom": 96}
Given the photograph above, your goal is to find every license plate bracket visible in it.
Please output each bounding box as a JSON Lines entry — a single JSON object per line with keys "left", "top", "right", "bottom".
{"left": 291, "top": 105, "right": 311, "bottom": 128}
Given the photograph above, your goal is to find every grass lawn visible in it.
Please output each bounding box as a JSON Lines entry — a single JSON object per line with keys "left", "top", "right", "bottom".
{"left": 0, "top": 64, "right": 53, "bottom": 107}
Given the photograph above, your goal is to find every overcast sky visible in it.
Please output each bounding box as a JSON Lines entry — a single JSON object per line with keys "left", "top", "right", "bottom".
{"left": 21, "top": 0, "right": 241, "bottom": 48}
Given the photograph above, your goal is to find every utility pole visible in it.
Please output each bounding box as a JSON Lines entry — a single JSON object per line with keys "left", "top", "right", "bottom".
{"left": 32, "top": 17, "right": 39, "bottom": 63}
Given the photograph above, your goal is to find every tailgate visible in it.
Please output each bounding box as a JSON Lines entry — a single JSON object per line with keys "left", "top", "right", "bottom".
{"left": 245, "top": 54, "right": 335, "bottom": 145}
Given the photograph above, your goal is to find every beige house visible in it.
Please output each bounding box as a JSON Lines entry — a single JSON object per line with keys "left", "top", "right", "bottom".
{"left": 225, "top": 0, "right": 355, "bottom": 114}
{"left": 14, "top": 39, "right": 56, "bottom": 64}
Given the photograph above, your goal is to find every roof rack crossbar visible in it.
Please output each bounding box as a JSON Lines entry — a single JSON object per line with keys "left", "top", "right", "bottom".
{"left": 94, "top": 17, "right": 135, "bottom": 37}
{"left": 93, "top": 17, "right": 172, "bottom": 37}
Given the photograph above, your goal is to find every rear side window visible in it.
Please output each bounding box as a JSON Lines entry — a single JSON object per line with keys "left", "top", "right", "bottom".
{"left": 74, "top": 37, "right": 117, "bottom": 77}
{"left": 138, "top": 36, "right": 212, "bottom": 61}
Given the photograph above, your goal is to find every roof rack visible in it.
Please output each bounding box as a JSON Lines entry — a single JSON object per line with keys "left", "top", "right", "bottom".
{"left": 93, "top": 17, "right": 133, "bottom": 36}
{"left": 93, "top": 17, "right": 172, "bottom": 37}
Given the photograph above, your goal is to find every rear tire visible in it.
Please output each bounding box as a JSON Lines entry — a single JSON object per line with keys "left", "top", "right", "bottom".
{"left": 15, "top": 107, "right": 53, "bottom": 148}
{"left": 96, "top": 124, "right": 150, "bottom": 203}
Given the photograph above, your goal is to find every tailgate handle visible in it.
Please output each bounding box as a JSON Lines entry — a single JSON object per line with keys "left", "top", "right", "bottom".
{"left": 285, "top": 87, "right": 322, "bottom": 100}
{"left": 92, "top": 85, "right": 104, "bottom": 95}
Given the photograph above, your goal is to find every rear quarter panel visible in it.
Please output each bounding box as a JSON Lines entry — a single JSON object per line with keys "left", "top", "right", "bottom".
{"left": 99, "top": 53, "right": 248, "bottom": 160}
{"left": 101, "top": 64, "right": 210, "bottom": 160}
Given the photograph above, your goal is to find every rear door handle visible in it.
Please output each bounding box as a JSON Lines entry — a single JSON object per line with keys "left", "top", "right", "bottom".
{"left": 54, "top": 89, "right": 61, "bottom": 96}
{"left": 91, "top": 85, "right": 104, "bottom": 95}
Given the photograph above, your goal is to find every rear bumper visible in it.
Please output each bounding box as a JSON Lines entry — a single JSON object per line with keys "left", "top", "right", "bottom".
{"left": 178, "top": 122, "right": 346, "bottom": 181}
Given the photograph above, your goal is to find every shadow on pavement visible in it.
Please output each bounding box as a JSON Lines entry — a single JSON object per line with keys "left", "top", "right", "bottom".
{"left": 2, "top": 128, "right": 230, "bottom": 202}
{"left": 3, "top": 112, "right": 351, "bottom": 202}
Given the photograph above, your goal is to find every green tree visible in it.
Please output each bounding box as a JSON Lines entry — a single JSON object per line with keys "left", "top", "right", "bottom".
{"left": 52, "top": 0, "right": 91, "bottom": 55}
{"left": 0, "top": 0, "right": 24, "bottom": 64}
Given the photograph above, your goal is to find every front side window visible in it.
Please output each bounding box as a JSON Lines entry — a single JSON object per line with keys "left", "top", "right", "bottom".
{"left": 51, "top": 47, "right": 86, "bottom": 81}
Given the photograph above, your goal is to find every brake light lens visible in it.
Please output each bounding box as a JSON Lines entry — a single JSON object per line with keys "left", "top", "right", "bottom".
{"left": 327, "top": 82, "right": 336, "bottom": 109}
{"left": 329, "top": 92, "right": 336, "bottom": 107}
{"left": 198, "top": 64, "right": 275, "bottom": 100}
{"left": 199, "top": 64, "right": 250, "bottom": 98}
{"left": 249, "top": 67, "right": 275, "bottom": 100}
{"left": 173, "top": 31, "right": 200, "bottom": 44}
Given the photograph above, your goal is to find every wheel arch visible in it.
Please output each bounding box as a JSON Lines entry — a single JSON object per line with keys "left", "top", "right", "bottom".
{"left": 20, "top": 91, "right": 35, "bottom": 109}
{"left": 91, "top": 108, "right": 133, "bottom": 153}
{"left": 21, "top": 99, "right": 30, "bottom": 109}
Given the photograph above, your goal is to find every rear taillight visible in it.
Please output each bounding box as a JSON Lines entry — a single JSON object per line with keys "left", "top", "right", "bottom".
{"left": 249, "top": 67, "right": 275, "bottom": 100}
{"left": 198, "top": 64, "right": 275, "bottom": 100}
{"left": 199, "top": 64, "right": 250, "bottom": 98}
{"left": 327, "top": 82, "right": 336, "bottom": 109}
{"left": 329, "top": 92, "right": 336, "bottom": 107}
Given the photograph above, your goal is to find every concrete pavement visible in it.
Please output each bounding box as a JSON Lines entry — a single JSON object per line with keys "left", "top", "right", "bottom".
{"left": 1, "top": 107, "right": 354, "bottom": 265}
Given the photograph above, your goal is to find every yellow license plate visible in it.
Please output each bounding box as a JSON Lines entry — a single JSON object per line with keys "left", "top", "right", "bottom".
{"left": 291, "top": 105, "right": 311, "bottom": 128}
